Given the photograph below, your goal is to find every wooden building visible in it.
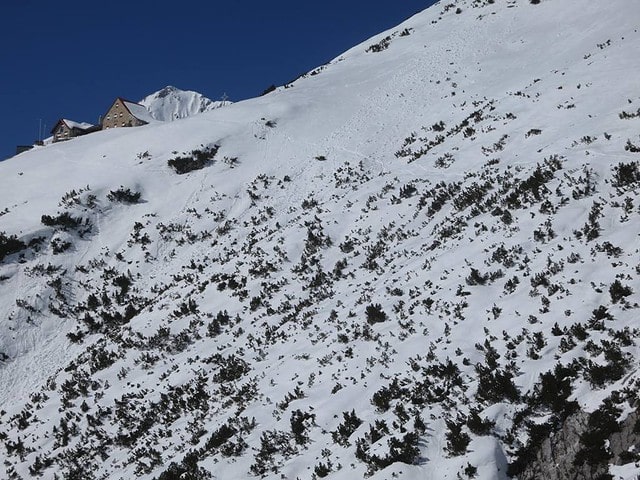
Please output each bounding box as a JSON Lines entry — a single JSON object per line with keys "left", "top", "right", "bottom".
{"left": 51, "top": 119, "right": 99, "bottom": 143}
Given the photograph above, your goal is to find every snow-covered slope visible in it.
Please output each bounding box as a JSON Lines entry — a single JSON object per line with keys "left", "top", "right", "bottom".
{"left": 1, "top": 1, "right": 640, "bottom": 479}
{"left": 139, "top": 85, "right": 229, "bottom": 122}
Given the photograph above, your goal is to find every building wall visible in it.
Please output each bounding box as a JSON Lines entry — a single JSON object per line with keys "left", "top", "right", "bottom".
{"left": 53, "top": 123, "right": 72, "bottom": 143}
{"left": 102, "top": 99, "right": 145, "bottom": 129}
{"left": 52, "top": 124, "right": 97, "bottom": 142}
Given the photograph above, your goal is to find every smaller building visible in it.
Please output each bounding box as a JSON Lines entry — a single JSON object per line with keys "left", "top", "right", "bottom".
{"left": 102, "top": 98, "right": 155, "bottom": 129}
{"left": 51, "top": 119, "right": 99, "bottom": 143}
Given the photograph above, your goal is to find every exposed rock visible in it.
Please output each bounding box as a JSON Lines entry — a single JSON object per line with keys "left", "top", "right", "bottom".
{"left": 520, "top": 408, "right": 639, "bottom": 480}
{"left": 611, "top": 409, "right": 640, "bottom": 465}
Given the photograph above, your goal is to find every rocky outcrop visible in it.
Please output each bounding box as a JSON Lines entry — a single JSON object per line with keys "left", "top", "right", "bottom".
{"left": 519, "top": 408, "right": 639, "bottom": 480}
{"left": 610, "top": 410, "right": 640, "bottom": 465}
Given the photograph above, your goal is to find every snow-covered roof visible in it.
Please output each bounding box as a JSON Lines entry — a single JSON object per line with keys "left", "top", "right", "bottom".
{"left": 62, "top": 119, "right": 94, "bottom": 130}
{"left": 51, "top": 119, "right": 95, "bottom": 134}
{"left": 122, "top": 100, "right": 157, "bottom": 124}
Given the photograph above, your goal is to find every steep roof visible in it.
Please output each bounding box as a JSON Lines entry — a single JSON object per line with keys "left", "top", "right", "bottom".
{"left": 120, "top": 99, "right": 157, "bottom": 124}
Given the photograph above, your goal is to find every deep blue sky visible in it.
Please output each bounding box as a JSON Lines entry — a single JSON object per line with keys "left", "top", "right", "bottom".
{"left": 1, "top": 0, "right": 435, "bottom": 160}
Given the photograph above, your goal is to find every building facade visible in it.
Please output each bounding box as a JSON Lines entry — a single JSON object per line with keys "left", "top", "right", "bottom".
{"left": 102, "top": 98, "right": 155, "bottom": 129}
{"left": 51, "top": 119, "right": 98, "bottom": 143}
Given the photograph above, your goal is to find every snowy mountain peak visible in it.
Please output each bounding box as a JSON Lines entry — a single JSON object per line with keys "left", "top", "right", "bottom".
{"left": 155, "top": 85, "right": 179, "bottom": 98}
{"left": 139, "top": 85, "right": 230, "bottom": 122}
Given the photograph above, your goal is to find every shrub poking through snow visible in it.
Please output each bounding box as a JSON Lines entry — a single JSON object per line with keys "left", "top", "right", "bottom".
{"left": 168, "top": 145, "right": 219, "bottom": 174}
{"left": 366, "top": 303, "right": 388, "bottom": 324}
{"left": 107, "top": 187, "right": 142, "bottom": 204}
{"left": 0, "top": 232, "right": 25, "bottom": 261}
{"left": 41, "top": 212, "right": 83, "bottom": 230}
{"left": 609, "top": 280, "right": 632, "bottom": 303}
{"left": 611, "top": 161, "right": 640, "bottom": 189}
{"left": 331, "top": 410, "right": 363, "bottom": 446}
{"left": 366, "top": 36, "right": 392, "bottom": 53}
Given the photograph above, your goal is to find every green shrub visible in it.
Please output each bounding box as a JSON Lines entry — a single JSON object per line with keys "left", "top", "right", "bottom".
{"left": 366, "top": 36, "right": 392, "bottom": 53}
{"left": 0, "top": 232, "right": 25, "bottom": 261}
{"left": 331, "top": 410, "right": 362, "bottom": 446}
{"left": 609, "top": 280, "right": 632, "bottom": 303}
{"left": 41, "top": 212, "right": 82, "bottom": 229}
{"left": 624, "top": 139, "right": 640, "bottom": 153}
{"left": 168, "top": 145, "right": 219, "bottom": 174}
{"left": 290, "top": 409, "right": 315, "bottom": 445}
{"left": 365, "top": 303, "right": 388, "bottom": 324}
{"left": 107, "top": 187, "right": 142, "bottom": 204}
{"left": 611, "top": 161, "right": 640, "bottom": 189}
{"left": 445, "top": 418, "right": 470, "bottom": 456}
{"left": 466, "top": 407, "right": 495, "bottom": 435}
{"left": 205, "top": 424, "right": 236, "bottom": 450}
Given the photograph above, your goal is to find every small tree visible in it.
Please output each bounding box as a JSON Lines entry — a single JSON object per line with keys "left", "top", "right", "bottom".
{"left": 609, "top": 280, "right": 632, "bottom": 303}
{"left": 41, "top": 212, "right": 82, "bottom": 229}
{"left": 331, "top": 410, "right": 362, "bottom": 446}
{"left": 366, "top": 303, "right": 388, "bottom": 324}
{"left": 107, "top": 187, "right": 141, "bottom": 204}
{"left": 0, "top": 232, "right": 25, "bottom": 261}
{"left": 290, "top": 409, "right": 315, "bottom": 445}
{"left": 168, "top": 145, "right": 219, "bottom": 174}
{"left": 385, "top": 432, "right": 420, "bottom": 464}
{"left": 611, "top": 161, "right": 640, "bottom": 189}
{"left": 445, "top": 418, "right": 471, "bottom": 456}
{"left": 466, "top": 268, "right": 489, "bottom": 286}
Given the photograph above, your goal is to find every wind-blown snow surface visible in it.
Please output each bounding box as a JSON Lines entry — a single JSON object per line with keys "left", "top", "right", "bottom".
{"left": 139, "top": 86, "right": 229, "bottom": 122}
{"left": 1, "top": 1, "right": 640, "bottom": 479}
